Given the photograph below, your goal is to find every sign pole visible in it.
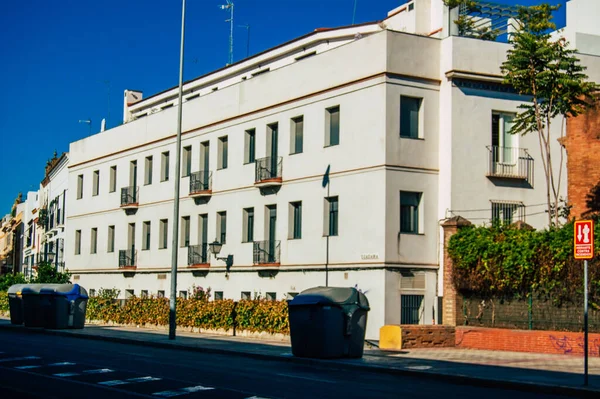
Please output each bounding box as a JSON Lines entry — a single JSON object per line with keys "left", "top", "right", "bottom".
{"left": 584, "top": 258, "right": 588, "bottom": 386}
{"left": 574, "top": 219, "right": 593, "bottom": 387}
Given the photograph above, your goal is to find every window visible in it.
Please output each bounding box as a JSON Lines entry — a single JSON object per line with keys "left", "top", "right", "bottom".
{"left": 217, "top": 211, "right": 227, "bottom": 244}
{"left": 214, "top": 291, "right": 224, "bottom": 300}
{"left": 401, "top": 294, "right": 424, "bottom": 324}
{"left": 159, "top": 219, "right": 168, "bottom": 249}
{"left": 325, "top": 106, "right": 340, "bottom": 146}
{"left": 75, "top": 230, "right": 81, "bottom": 255}
{"left": 142, "top": 221, "right": 151, "bottom": 250}
{"left": 141, "top": 290, "right": 149, "bottom": 298}
{"left": 218, "top": 136, "right": 228, "bottom": 169}
{"left": 125, "top": 289, "right": 134, "bottom": 299}
{"left": 491, "top": 201, "right": 524, "bottom": 225}
{"left": 90, "top": 228, "right": 97, "bottom": 254}
{"left": 400, "top": 191, "right": 422, "bottom": 234}
{"left": 289, "top": 201, "right": 302, "bottom": 239}
{"left": 287, "top": 292, "right": 299, "bottom": 300}
{"left": 92, "top": 170, "right": 100, "bottom": 196}
{"left": 145, "top": 156, "right": 153, "bottom": 185}
{"left": 157, "top": 290, "right": 165, "bottom": 298}
{"left": 89, "top": 289, "right": 96, "bottom": 297}
{"left": 491, "top": 112, "right": 517, "bottom": 163}
{"left": 243, "top": 208, "right": 254, "bottom": 242}
{"left": 400, "top": 96, "right": 422, "bottom": 138}
{"left": 290, "top": 116, "right": 304, "bottom": 154}
{"left": 161, "top": 151, "right": 170, "bottom": 181}
{"left": 325, "top": 197, "right": 339, "bottom": 236}
{"left": 182, "top": 146, "right": 192, "bottom": 177}
{"left": 181, "top": 216, "right": 190, "bottom": 247}
{"left": 179, "top": 291, "right": 188, "bottom": 299}
{"left": 109, "top": 166, "right": 117, "bottom": 192}
{"left": 77, "top": 175, "right": 83, "bottom": 199}
{"left": 244, "top": 129, "right": 256, "bottom": 164}
{"left": 266, "top": 292, "right": 277, "bottom": 301}
{"left": 108, "top": 225, "right": 115, "bottom": 253}
{"left": 241, "top": 291, "right": 251, "bottom": 300}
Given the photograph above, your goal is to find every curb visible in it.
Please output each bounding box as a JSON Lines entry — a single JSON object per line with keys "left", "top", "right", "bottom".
{"left": 0, "top": 323, "right": 598, "bottom": 398}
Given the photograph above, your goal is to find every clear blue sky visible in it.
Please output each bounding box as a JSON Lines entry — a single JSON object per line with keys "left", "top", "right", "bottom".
{"left": 0, "top": 0, "right": 565, "bottom": 214}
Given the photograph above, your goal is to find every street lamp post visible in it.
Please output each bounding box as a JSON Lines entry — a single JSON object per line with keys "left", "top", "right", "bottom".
{"left": 169, "top": 0, "right": 187, "bottom": 341}
{"left": 220, "top": 1, "right": 234, "bottom": 65}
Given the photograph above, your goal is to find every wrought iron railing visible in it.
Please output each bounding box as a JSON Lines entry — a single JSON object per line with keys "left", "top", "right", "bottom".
{"left": 255, "top": 156, "right": 282, "bottom": 183}
{"left": 253, "top": 240, "right": 280, "bottom": 265}
{"left": 188, "top": 243, "right": 208, "bottom": 265}
{"left": 121, "top": 186, "right": 139, "bottom": 206}
{"left": 118, "top": 249, "right": 137, "bottom": 268}
{"left": 189, "top": 171, "right": 212, "bottom": 194}
{"left": 487, "top": 146, "right": 533, "bottom": 182}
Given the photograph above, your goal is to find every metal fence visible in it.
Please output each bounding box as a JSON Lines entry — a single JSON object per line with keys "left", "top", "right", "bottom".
{"left": 188, "top": 244, "right": 208, "bottom": 265}
{"left": 189, "top": 171, "right": 212, "bottom": 194}
{"left": 255, "top": 156, "right": 282, "bottom": 183}
{"left": 487, "top": 145, "right": 534, "bottom": 184}
{"left": 253, "top": 240, "right": 280, "bottom": 265}
{"left": 120, "top": 186, "right": 138, "bottom": 206}
{"left": 118, "top": 249, "right": 137, "bottom": 268}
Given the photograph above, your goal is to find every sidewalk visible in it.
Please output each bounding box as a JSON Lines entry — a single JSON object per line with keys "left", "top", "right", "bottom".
{"left": 1, "top": 318, "right": 599, "bottom": 398}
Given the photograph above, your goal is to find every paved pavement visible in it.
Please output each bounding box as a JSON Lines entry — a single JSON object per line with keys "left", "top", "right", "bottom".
{"left": 1, "top": 319, "right": 599, "bottom": 398}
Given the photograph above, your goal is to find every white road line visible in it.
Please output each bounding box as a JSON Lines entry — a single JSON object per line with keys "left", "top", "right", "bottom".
{"left": 276, "top": 373, "right": 334, "bottom": 383}
{"left": 98, "top": 380, "right": 129, "bottom": 386}
{"left": 15, "top": 365, "right": 41, "bottom": 370}
{"left": 127, "top": 376, "right": 162, "bottom": 383}
{"left": 406, "top": 365, "right": 432, "bottom": 371}
{"left": 0, "top": 356, "right": 41, "bottom": 363}
{"left": 245, "top": 397, "right": 272, "bottom": 399}
{"left": 48, "top": 362, "right": 76, "bottom": 367}
{"left": 152, "top": 385, "right": 214, "bottom": 397}
{"left": 83, "top": 369, "right": 114, "bottom": 374}
{"left": 54, "top": 372, "right": 80, "bottom": 377}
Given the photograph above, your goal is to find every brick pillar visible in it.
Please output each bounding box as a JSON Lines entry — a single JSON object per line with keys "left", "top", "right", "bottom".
{"left": 441, "top": 216, "right": 471, "bottom": 326}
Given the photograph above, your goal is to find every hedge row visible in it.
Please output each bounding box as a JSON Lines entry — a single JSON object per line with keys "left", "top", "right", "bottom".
{"left": 86, "top": 297, "right": 290, "bottom": 334}
{"left": 0, "top": 291, "right": 7, "bottom": 312}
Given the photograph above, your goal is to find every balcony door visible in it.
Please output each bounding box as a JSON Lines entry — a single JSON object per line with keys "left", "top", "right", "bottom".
{"left": 267, "top": 123, "right": 278, "bottom": 178}
{"left": 201, "top": 141, "right": 210, "bottom": 188}
{"left": 128, "top": 223, "right": 135, "bottom": 254}
{"left": 267, "top": 205, "right": 276, "bottom": 263}
{"left": 491, "top": 112, "right": 518, "bottom": 176}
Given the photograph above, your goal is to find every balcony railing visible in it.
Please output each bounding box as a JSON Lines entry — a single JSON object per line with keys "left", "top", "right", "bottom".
{"left": 120, "top": 186, "right": 139, "bottom": 207}
{"left": 255, "top": 156, "right": 283, "bottom": 186}
{"left": 487, "top": 146, "right": 533, "bottom": 183}
{"left": 253, "top": 240, "right": 281, "bottom": 265}
{"left": 118, "top": 249, "right": 137, "bottom": 268}
{"left": 188, "top": 243, "right": 209, "bottom": 266}
{"left": 189, "top": 171, "right": 212, "bottom": 197}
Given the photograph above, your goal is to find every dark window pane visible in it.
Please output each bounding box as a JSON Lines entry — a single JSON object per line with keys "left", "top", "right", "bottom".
{"left": 400, "top": 97, "right": 421, "bottom": 138}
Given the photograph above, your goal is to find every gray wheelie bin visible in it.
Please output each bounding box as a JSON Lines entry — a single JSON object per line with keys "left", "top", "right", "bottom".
{"left": 40, "top": 284, "right": 89, "bottom": 329}
{"left": 8, "top": 284, "right": 27, "bottom": 325}
{"left": 22, "top": 285, "right": 49, "bottom": 327}
{"left": 288, "top": 287, "right": 370, "bottom": 359}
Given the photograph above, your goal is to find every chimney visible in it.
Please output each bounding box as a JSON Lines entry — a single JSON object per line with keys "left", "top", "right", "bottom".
{"left": 123, "top": 89, "right": 143, "bottom": 123}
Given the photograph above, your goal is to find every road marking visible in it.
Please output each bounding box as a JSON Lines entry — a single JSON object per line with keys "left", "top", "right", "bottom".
{"left": 0, "top": 356, "right": 40, "bottom": 363}
{"left": 153, "top": 385, "right": 214, "bottom": 397}
{"left": 128, "top": 376, "right": 162, "bottom": 383}
{"left": 84, "top": 369, "right": 114, "bottom": 374}
{"left": 15, "top": 365, "right": 41, "bottom": 370}
{"left": 54, "top": 372, "right": 80, "bottom": 377}
{"left": 406, "top": 365, "right": 432, "bottom": 371}
{"left": 246, "top": 397, "right": 272, "bottom": 399}
{"left": 48, "top": 362, "right": 76, "bottom": 366}
{"left": 276, "top": 373, "right": 334, "bottom": 383}
{"left": 99, "top": 380, "right": 129, "bottom": 386}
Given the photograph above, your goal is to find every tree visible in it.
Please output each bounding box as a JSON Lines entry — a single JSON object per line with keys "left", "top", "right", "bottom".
{"left": 584, "top": 181, "right": 600, "bottom": 218}
{"left": 33, "top": 262, "right": 71, "bottom": 284}
{"left": 501, "top": 4, "right": 597, "bottom": 226}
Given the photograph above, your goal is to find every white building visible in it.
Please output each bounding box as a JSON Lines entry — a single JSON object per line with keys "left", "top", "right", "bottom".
{"left": 66, "top": 0, "right": 600, "bottom": 339}
{"left": 21, "top": 191, "right": 41, "bottom": 278}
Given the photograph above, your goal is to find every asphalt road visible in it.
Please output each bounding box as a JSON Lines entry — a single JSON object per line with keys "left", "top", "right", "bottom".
{"left": 0, "top": 329, "right": 575, "bottom": 399}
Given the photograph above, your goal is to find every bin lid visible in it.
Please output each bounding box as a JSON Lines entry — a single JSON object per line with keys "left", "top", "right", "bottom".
{"left": 40, "top": 284, "right": 88, "bottom": 300}
{"left": 288, "top": 287, "right": 370, "bottom": 311}
{"left": 8, "top": 284, "right": 27, "bottom": 295}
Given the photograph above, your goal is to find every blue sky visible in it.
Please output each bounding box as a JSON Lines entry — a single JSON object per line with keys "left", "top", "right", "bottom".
{"left": 0, "top": 0, "right": 565, "bottom": 214}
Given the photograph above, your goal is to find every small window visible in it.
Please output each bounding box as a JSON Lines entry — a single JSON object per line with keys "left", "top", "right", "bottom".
{"left": 290, "top": 116, "right": 304, "bottom": 154}
{"left": 145, "top": 156, "right": 153, "bottom": 185}
{"left": 141, "top": 290, "right": 149, "bottom": 298}
{"left": 181, "top": 216, "right": 190, "bottom": 247}
{"left": 108, "top": 225, "right": 115, "bottom": 253}
{"left": 182, "top": 146, "right": 192, "bottom": 177}
{"left": 325, "top": 106, "right": 340, "bottom": 147}
{"left": 77, "top": 175, "right": 84, "bottom": 199}
{"left": 75, "top": 230, "right": 81, "bottom": 255}
{"left": 109, "top": 166, "right": 117, "bottom": 193}
{"left": 157, "top": 290, "right": 165, "bottom": 298}
{"left": 400, "top": 191, "right": 422, "bottom": 234}
{"left": 214, "top": 291, "right": 224, "bottom": 300}
{"left": 217, "top": 211, "right": 227, "bottom": 244}
{"left": 142, "top": 221, "right": 151, "bottom": 250}
{"left": 491, "top": 201, "right": 524, "bottom": 225}
{"left": 408, "top": 2, "right": 415, "bottom": 11}
{"left": 400, "top": 96, "right": 422, "bottom": 139}
{"left": 218, "top": 136, "right": 228, "bottom": 169}
{"left": 244, "top": 129, "right": 256, "bottom": 164}
{"left": 289, "top": 201, "right": 302, "bottom": 239}
{"left": 243, "top": 208, "right": 254, "bottom": 243}
{"left": 324, "top": 197, "right": 339, "bottom": 236}
{"left": 159, "top": 219, "right": 169, "bottom": 249}
{"left": 92, "top": 170, "right": 100, "bottom": 196}
{"left": 295, "top": 51, "right": 316, "bottom": 61}
{"left": 90, "top": 228, "right": 97, "bottom": 254}
{"left": 287, "top": 292, "right": 298, "bottom": 300}
{"left": 179, "top": 291, "right": 188, "bottom": 299}
{"left": 266, "top": 292, "right": 277, "bottom": 301}
{"left": 161, "top": 151, "right": 170, "bottom": 182}
{"left": 241, "top": 291, "right": 251, "bottom": 300}
{"left": 89, "top": 289, "right": 96, "bottom": 297}
{"left": 125, "top": 289, "right": 134, "bottom": 299}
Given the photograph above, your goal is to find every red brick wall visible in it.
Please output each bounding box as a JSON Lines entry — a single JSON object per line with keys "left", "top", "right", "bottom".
{"left": 566, "top": 103, "right": 600, "bottom": 218}
{"left": 401, "top": 326, "right": 456, "bottom": 349}
{"left": 456, "top": 326, "right": 600, "bottom": 356}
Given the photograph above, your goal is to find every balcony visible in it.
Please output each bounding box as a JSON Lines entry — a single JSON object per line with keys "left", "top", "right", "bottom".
{"left": 255, "top": 157, "right": 283, "bottom": 188}
{"left": 120, "top": 186, "right": 139, "bottom": 210}
{"left": 189, "top": 171, "right": 212, "bottom": 198}
{"left": 253, "top": 240, "right": 281, "bottom": 266}
{"left": 118, "top": 249, "right": 137, "bottom": 270}
{"left": 486, "top": 146, "right": 533, "bottom": 185}
{"left": 188, "top": 244, "right": 209, "bottom": 268}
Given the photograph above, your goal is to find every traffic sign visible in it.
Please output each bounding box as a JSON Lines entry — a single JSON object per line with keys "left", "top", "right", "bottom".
{"left": 574, "top": 220, "right": 594, "bottom": 260}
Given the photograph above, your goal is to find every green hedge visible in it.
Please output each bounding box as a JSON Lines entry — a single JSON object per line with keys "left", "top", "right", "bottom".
{"left": 86, "top": 297, "right": 289, "bottom": 334}
{"left": 0, "top": 291, "right": 8, "bottom": 312}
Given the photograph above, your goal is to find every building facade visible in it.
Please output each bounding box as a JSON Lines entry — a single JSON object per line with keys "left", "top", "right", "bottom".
{"left": 65, "top": 0, "right": 600, "bottom": 339}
